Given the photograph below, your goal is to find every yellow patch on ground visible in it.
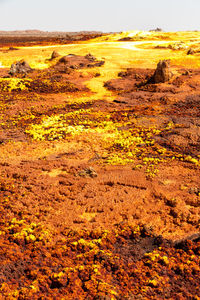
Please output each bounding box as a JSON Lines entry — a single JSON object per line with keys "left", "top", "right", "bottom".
{"left": 161, "top": 179, "right": 177, "bottom": 186}
{"left": 80, "top": 212, "right": 96, "bottom": 222}
{"left": 42, "top": 168, "right": 64, "bottom": 177}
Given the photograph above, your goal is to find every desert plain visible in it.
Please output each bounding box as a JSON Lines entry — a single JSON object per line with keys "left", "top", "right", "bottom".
{"left": 0, "top": 30, "right": 200, "bottom": 299}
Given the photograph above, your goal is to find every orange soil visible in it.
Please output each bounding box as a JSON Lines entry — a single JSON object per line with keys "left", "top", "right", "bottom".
{"left": 0, "top": 33, "right": 200, "bottom": 299}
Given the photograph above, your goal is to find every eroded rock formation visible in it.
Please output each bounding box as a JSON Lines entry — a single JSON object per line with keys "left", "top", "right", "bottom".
{"left": 152, "top": 59, "right": 173, "bottom": 83}
{"left": 51, "top": 50, "right": 60, "bottom": 59}
{"left": 9, "top": 60, "right": 32, "bottom": 76}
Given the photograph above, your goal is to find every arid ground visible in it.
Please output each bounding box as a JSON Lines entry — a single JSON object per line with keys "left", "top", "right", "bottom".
{"left": 0, "top": 30, "right": 200, "bottom": 299}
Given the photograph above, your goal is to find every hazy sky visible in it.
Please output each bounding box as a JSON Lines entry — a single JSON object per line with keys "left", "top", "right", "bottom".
{"left": 0, "top": 0, "right": 199, "bottom": 32}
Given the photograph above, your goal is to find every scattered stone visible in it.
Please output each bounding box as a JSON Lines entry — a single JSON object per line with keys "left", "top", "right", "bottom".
{"left": 151, "top": 60, "right": 173, "bottom": 83}
{"left": 51, "top": 51, "right": 60, "bottom": 60}
{"left": 9, "top": 47, "right": 19, "bottom": 51}
{"left": 9, "top": 60, "right": 32, "bottom": 76}
{"left": 85, "top": 53, "right": 96, "bottom": 61}
{"left": 78, "top": 167, "right": 98, "bottom": 178}
{"left": 118, "top": 71, "right": 128, "bottom": 77}
{"left": 94, "top": 72, "right": 101, "bottom": 77}
{"left": 93, "top": 61, "right": 105, "bottom": 67}
{"left": 189, "top": 187, "right": 200, "bottom": 195}
{"left": 59, "top": 56, "right": 69, "bottom": 63}
{"left": 187, "top": 48, "right": 195, "bottom": 55}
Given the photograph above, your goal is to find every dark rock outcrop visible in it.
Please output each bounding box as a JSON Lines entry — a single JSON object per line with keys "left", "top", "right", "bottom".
{"left": 187, "top": 48, "right": 195, "bottom": 55}
{"left": 51, "top": 51, "right": 60, "bottom": 60}
{"left": 58, "top": 54, "right": 104, "bottom": 69}
{"left": 59, "top": 55, "right": 76, "bottom": 63}
{"left": 151, "top": 60, "right": 173, "bottom": 83}
{"left": 85, "top": 53, "right": 96, "bottom": 61}
{"left": 149, "top": 27, "right": 163, "bottom": 32}
{"left": 118, "top": 37, "right": 132, "bottom": 41}
{"left": 9, "top": 60, "right": 32, "bottom": 76}
{"left": 9, "top": 47, "right": 19, "bottom": 51}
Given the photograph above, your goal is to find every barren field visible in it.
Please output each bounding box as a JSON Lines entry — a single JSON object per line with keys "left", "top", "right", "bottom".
{"left": 0, "top": 30, "right": 200, "bottom": 299}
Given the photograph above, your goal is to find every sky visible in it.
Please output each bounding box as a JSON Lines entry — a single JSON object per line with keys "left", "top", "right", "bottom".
{"left": 0, "top": 0, "right": 199, "bottom": 32}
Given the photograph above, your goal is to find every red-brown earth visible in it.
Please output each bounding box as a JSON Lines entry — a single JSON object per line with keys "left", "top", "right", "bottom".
{"left": 0, "top": 32, "right": 200, "bottom": 299}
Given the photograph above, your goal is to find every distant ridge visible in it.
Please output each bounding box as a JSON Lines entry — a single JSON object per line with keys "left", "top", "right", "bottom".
{"left": 0, "top": 30, "right": 105, "bottom": 46}
{"left": 0, "top": 30, "right": 103, "bottom": 36}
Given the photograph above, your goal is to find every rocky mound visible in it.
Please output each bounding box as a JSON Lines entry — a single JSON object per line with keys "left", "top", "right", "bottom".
{"left": 9, "top": 60, "right": 32, "bottom": 76}
{"left": 151, "top": 59, "right": 173, "bottom": 83}
{"left": 58, "top": 53, "right": 105, "bottom": 69}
